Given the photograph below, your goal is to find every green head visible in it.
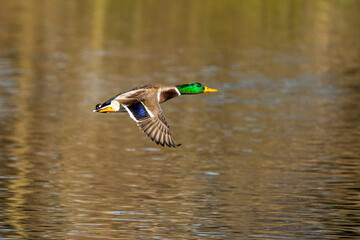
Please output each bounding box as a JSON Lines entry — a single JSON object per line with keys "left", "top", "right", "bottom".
{"left": 176, "top": 83, "right": 218, "bottom": 95}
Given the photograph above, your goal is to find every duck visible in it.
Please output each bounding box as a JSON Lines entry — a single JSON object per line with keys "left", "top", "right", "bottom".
{"left": 93, "top": 83, "right": 217, "bottom": 147}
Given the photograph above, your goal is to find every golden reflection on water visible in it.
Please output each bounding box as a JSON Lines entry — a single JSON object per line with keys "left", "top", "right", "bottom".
{"left": 0, "top": 0, "right": 359, "bottom": 239}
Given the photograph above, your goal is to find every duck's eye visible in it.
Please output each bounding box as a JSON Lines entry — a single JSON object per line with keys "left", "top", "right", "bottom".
{"left": 96, "top": 103, "right": 102, "bottom": 109}
{"left": 197, "top": 83, "right": 202, "bottom": 87}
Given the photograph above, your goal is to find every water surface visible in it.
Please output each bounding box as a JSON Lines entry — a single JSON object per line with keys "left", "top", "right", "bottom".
{"left": 0, "top": 0, "right": 359, "bottom": 239}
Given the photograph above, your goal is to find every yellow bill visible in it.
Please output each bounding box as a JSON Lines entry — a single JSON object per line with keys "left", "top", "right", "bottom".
{"left": 204, "top": 86, "right": 218, "bottom": 93}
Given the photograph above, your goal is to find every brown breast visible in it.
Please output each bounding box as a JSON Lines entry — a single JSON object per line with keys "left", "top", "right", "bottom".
{"left": 158, "top": 88, "right": 180, "bottom": 103}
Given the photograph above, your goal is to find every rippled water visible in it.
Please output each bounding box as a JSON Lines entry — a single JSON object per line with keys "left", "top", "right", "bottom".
{"left": 0, "top": 0, "right": 360, "bottom": 239}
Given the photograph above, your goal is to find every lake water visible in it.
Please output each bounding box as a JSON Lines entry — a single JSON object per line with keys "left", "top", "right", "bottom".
{"left": 0, "top": 0, "right": 359, "bottom": 239}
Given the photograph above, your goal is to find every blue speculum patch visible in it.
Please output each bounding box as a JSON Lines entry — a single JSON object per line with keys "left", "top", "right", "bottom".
{"left": 128, "top": 102, "right": 149, "bottom": 120}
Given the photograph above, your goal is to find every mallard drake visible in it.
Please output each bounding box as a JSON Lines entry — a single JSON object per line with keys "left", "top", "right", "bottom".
{"left": 93, "top": 83, "right": 217, "bottom": 147}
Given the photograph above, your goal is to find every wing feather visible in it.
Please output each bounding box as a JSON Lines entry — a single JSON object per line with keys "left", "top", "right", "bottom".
{"left": 137, "top": 117, "right": 177, "bottom": 147}
{"left": 114, "top": 89, "right": 149, "bottom": 101}
{"left": 121, "top": 92, "right": 179, "bottom": 147}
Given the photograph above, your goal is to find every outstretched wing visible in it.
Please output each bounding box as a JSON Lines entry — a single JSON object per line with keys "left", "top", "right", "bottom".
{"left": 122, "top": 101, "right": 178, "bottom": 147}
{"left": 137, "top": 116, "right": 177, "bottom": 147}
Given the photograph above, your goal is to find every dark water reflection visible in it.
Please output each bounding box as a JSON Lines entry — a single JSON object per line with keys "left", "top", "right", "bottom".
{"left": 1, "top": 0, "right": 360, "bottom": 239}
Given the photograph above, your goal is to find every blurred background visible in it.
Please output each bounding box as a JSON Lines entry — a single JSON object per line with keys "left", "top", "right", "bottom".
{"left": 0, "top": 0, "right": 359, "bottom": 239}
